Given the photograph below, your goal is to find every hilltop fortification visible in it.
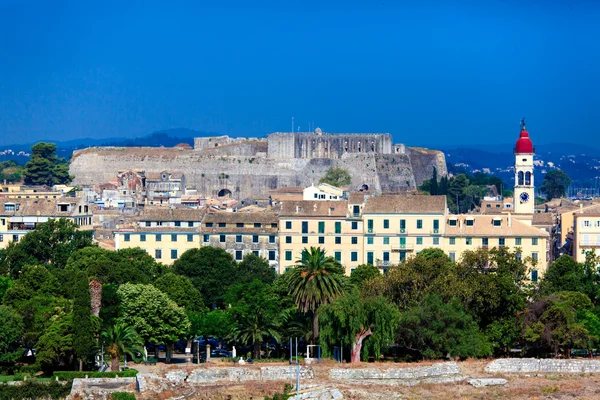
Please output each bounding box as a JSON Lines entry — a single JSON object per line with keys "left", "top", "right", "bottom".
{"left": 70, "top": 130, "right": 447, "bottom": 199}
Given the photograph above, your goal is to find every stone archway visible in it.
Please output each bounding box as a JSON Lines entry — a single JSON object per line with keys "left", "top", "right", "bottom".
{"left": 218, "top": 188, "right": 232, "bottom": 198}
{"left": 361, "top": 184, "right": 369, "bottom": 192}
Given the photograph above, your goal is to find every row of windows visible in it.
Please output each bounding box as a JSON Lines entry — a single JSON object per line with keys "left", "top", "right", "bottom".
{"left": 205, "top": 222, "right": 278, "bottom": 228}
{"left": 449, "top": 237, "right": 538, "bottom": 246}
{"left": 204, "top": 234, "right": 277, "bottom": 244}
{"left": 151, "top": 248, "right": 278, "bottom": 262}
{"left": 582, "top": 220, "right": 600, "bottom": 228}
{"left": 0, "top": 234, "right": 19, "bottom": 243}
{"left": 145, "top": 221, "right": 196, "bottom": 227}
{"left": 285, "top": 236, "right": 359, "bottom": 244}
{"left": 366, "top": 219, "right": 440, "bottom": 232}
{"left": 124, "top": 233, "right": 195, "bottom": 242}
{"left": 284, "top": 221, "right": 360, "bottom": 231}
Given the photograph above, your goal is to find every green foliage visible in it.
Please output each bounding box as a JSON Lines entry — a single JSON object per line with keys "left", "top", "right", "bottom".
{"left": 111, "top": 392, "right": 137, "bottom": 400}
{"left": 0, "top": 160, "right": 22, "bottom": 183}
{"left": 349, "top": 264, "right": 380, "bottom": 288}
{"left": 172, "top": 247, "right": 238, "bottom": 307}
{"left": 53, "top": 369, "right": 138, "bottom": 379}
{"left": 189, "top": 309, "right": 234, "bottom": 339}
{"left": 72, "top": 271, "right": 94, "bottom": 368}
{"left": 0, "top": 218, "right": 93, "bottom": 277}
{"left": 237, "top": 253, "right": 277, "bottom": 285}
{"left": 540, "top": 169, "right": 571, "bottom": 201}
{"left": 318, "top": 167, "right": 351, "bottom": 187}
{"left": 397, "top": 294, "right": 492, "bottom": 360}
{"left": 3, "top": 265, "right": 59, "bottom": 306}
{"left": 99, "top": 284, "right": 119, "bottom": 330}
{"left": 430, "top": 167, "right": 439, "bottom": 195}
{"left": 101, "top": 323, "right": 145, "bottom": 371}
{"left": 0, "top": 379, "right": 73, "bottom": 400}
{"left": 154, "top": 273, "right": 203, "bottom": 311}
{"left": 540, "top": 255, "right": 588, "bottom": 297}
{"left": 264, "top": 384, "right": 293, "bottom": 400}
{"left": 320, "top": 292, "right": 400, "bottom": 361}
{"left": 36, "top": 308, "right": 74, "bottom": 373}
{"left": 22, "top": 142, "right": 72, "bottom": 185}
{"left": 0, "top": 305, "right": 24, "bottom": 364}
{"left": 117, "top": 283, "right": 190, "bottom": 344}
{"left": 0, "top": 275, "right": 13, "bottom": 300}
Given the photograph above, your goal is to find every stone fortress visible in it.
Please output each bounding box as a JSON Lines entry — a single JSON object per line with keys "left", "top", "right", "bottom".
{"left": 70, "top": 129, "right": 447, "bottom": 199}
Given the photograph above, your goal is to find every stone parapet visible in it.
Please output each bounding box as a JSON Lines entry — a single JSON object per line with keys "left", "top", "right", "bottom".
{"left": 485, "top": 358, "right": 600, "bottom": 374}
{"left": 329, "top": 362, "right": 464, "bottom": 386}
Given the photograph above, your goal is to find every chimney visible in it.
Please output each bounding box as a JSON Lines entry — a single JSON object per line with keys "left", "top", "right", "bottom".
{"left": 508, "top": 212, "right": 512, "bottom": 227}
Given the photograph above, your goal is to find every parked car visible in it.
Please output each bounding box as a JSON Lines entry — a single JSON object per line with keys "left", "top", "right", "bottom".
{"left": 210, "top": 349, "right": 230, "bottom": 358}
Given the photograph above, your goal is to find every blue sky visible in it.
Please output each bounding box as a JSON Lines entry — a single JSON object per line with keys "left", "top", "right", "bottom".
{"left": 0, "top": 0, "right": 599, "bottom": 146}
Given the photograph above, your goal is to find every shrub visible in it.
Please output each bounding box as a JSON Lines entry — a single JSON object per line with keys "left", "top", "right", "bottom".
{"left": 53, "top": 369, "right": 138, "bottom": 380}
{"left": 0, "top": 380, "right": 72, "bottom": 399}
{"left": 112, "top": 392, "right": 136, "bottom": 400}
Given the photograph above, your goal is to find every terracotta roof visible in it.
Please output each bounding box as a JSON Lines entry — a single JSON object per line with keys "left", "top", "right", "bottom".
{"left": 446, "top": 215, "right": 549, "bottom": 237}
{"left": 116, "top": 227, "right": 201, "bottom": 233}
{"left": 203, "top": 211, "right": 278, "bottom": 224}
{"left": 532, "top": 213, "right": 555, "bottom": 226}
{"left": 269, "top": 187, "right": 305, "bottom": 194}
{"left": 348, "top": 192, "right": 367, "bottom": 204}
{"left": 0, "top": 197, "right": 89, "bottom": 217}
{"left": 362, "top": 195, "right": 446, "bottom": 214}
{"left": 280, "top": 200, "right": 348, "bottom": 217}
{"left": 138, "top": 207, "right": 204, "bottom": 222}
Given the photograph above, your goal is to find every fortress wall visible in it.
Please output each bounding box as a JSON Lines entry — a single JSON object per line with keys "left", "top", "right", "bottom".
{"left": 267, "top": 133, "right": 295, "bottom": 158}
{"left": 407, "top": 148, "right": 448, "bottom": 186}
{"left": 194, "top": 136, "right": 233, "bottom": 150}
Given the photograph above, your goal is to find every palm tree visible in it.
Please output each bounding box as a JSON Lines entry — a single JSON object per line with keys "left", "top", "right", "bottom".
{"left": 101, "top": 323, "right": 144, "bottom": 372}
{"left": 229, "top": 307, "right": 282, "bottom": 359}
{"left": 287, "top": 247, "right": 345, "bottom": 343}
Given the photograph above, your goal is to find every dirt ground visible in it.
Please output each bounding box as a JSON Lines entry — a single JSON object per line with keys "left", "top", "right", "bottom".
{"left": 133, "top": 359, "right": 600, "bottom": 400}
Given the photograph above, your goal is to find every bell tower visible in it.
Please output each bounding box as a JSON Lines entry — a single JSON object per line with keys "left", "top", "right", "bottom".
{"left": 513, "top": 118, "right": 535, "bottom": 217}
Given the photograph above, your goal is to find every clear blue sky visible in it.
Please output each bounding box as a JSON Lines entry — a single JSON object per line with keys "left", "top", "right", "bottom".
{"left": 0, "top": 0, "right": 599, "bottom": 146}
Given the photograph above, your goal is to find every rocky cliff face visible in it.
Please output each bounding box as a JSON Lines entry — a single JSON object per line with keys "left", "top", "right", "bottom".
{"left": 70, "top": 146, "right": 446, "bottom": 198}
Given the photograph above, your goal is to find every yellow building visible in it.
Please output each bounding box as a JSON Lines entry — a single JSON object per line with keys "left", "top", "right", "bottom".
{"left": 278, "top": 200, "right": 363, "bottom": 274}
{"left": 444, "top": 214, "right": 549, "bottom": 281}
{"left": 361, "top": 195, "right": 447, "bottom": 271}
{"left": 114, "top": 208, "right": 203, "bottom": 264}
{"left": 572, "top": 205, "right": 600, "bottom": 262}
{"left": 0, "top": 197, "right": 93, "bottom": 249}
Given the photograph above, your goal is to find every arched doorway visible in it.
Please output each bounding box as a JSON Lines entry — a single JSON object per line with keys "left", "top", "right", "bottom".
{"left": 218, "top": 188, "right": 232, "bottom": 198}
{"left": 360, "top": 184, "right": 369, "bottom": 192}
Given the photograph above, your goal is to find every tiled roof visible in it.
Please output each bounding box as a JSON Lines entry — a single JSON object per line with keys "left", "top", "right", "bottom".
{"left": 446, "top": 215, "right": 549, "bottom": 237}
{"left": 362, "top": 195, "right": 446, "bottom": 214}
{"left": 0, "top": 197, "right": 88, "bottom": 217}
{"left": 532, "top": 213, "right": 555, "bottom": 225}
{"left": 280, "top": 200, "right": 348, "bottom": 217}
{"left": 203, "top": 212, "right": 278, "bottom": 224}
{"left": 348, "top": 192, "right": 367, "bottom": 204}
{"left": 138, "top": 207, "right": 204, "bottom": 222}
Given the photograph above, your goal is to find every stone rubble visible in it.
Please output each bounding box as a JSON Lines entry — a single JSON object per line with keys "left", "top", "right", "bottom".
{"left": 468, "top": 378, "right": 508, "bottom": 387}
{"left": 485, "top": 358, "right": 600, "bottom": 374}
{"left": 329, "top": 362, "right": 465, "bottom": 386}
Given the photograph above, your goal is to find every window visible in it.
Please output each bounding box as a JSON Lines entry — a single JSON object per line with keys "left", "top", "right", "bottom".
{"left": 285, "top": 251, "right": 292, "bottom": 261}
{"left": 417, "top": 219, "right": 423, "bottom": 229}
{"left": 268, "top": 250, "right": 276, "bottom": 261}
{"left": 417, "top": 237, "right": 423, "bottom": 245}
{"left": 432, "top": 237, "right": 440, "bottom": 245}
{"left": 219, "top": 234, "right": 226, "bottom": 243}
{"left": 482, "top": 237, "right": 488, "bottom": 246}
{"left": 353, "top": 205, "right": 360, "bottom": 216}
{"left": 318, "top": 221, "right": 325, "bottom": 234}
{"left": 302, "top": 236, "right": 308, "bottom": 244}
{"left": 335, "top": 236, "right": 341, "bottom": 244}
{"left": 351, "top": 252, "right": 358, "bottom": 262}
{"left": 286, "top": 221, "right": 292, "bottom": 229}
{"left": 486, "top": 204, "right": 491, "bottom": 208}
{"left": 367, "top": 237, "right": 374, "bottom": 245}
{"left": 188, "top": 222, "right": 194, "bottom": 227}
{"left": 171, "top": 249, "right": 178, "bottom": 259}
{"left": 399, "top": 251, "right": 406, "bottom": 261}
{"left": 155, "top": 249, "right": 162, "bottom": 259}
{"left": 466, "top": 237, "right": 472, "bottom": 245}
{"left": 493, "top": 219, "right": 502, "bottom": 227}
{"left": 531, "top": 270, "right": 538, "bottom": 282}
{"left": 532, "top": 252, "right": 538, "bottom": 261}
{"left": 334, "top": 251, "right": 342, "bottom": 262}
{"left": 0, "top": 219, "right": 4, "bottom": 226}
{"left": 383, "top": 251, "right": 390, "bottom": 262}
{"left": 171, "top": 234, "right": 177, "bottom": 242}
{"left": 516, "top": 252, "right": 522, "bottom": 261}
{"left": 302, "top": 221, "right": 308, "bottom": 234}
{"left": 206, "top": 222, "right": 214, "bottom": 228}
{"left": 13, "top": 235, "right": 19, "bottom": 242}
{"left": 383, "top": 219, "right": 389, "bottom": 229}
{"left": 203, "top": 234, "right": 210, "bottom": 243}
{"left": 145, "top": 221, "right": 151, "bottom": 227}
{"left": 235, "top": 250, "right": 243, "bottom": 260}
{"left": 252, "top": 250, "right": 260, "bottom": 256}
{"left": 532, "top": 238, "right": 538, "bottom": 245}
{"left": 269, "top": 235, "right": 276, "bottom": 244}
{"left": 253, "top": 235, "right": 259, "bottom": 243}
{"left": 351, "top": 237, "right": 358, "bottom": 245}
{"left": 140, "top": 234, "right": 146, "bottom": 242}
{"left": 449, "top": 252, "right": 456, "bottom": 261}
{"left": 254, "top": 223, "right": 262, "bottom": 228}
{"left": 515, "top": 237, "right": 522, "bottom": 246}
{"left": 124, "top": 234, "right": 130, "bottom": 242}
{"left": 518, "top": 171, "right": 524, "bottom": 185}
{"left": 383, "top": 237, "right": 390, "bottom": 245}
{"left": 217, "top": 223, "right": 225, "bottom": 228}
{"left": 187, "top": 234, "right": 193, "bottom": 242}
{"left": 335, "top": 221, "right": 341, "bottom": 234}
{"left": 174, "top": 221, "right": 181, "bottom": 227}
{"left": 318, "top": 236, "right": 325, "bottom": 244}
{"left": 400, "top": 219, "right": 406, "bottom": 232}
{"left": 0, "top": 235, "right": 3, "bottom": 242}
{"left": 596, "top": 220, "right": 600, "bottom": 228}
{"left": 351, "top": 221, "right": 358, "bottom": 230}
{"left": 465, "top": 219, "right": 474, "bottom": 226}
{"left": 449, "top": 219, "right": 457, "bottom": 226}
{"left": 236, "top": 223, "right": 244, "bottom": 228}
{"left": 499, "top": 238, "right": 505, "bottom": 247}
{"left": 449, "top": 237, "right": 455, "bottom": 245}
{"left": 367, "top": 219, "right": 373, "bottom": 233}
{"left": 285, "top": 236, "right": 292, "bottom": 244}
{"left": 433, "top": 220, "right": 439, "bottom": 232}
{"left": 236, "top": 234, "right": 242, "bottom": 243}
{"left": 525, "top": 171, "right": 531, "bottom": 186}
{"left": 3, "top": 204, "right": 15, "bottom": 212}
{"left": 271, "top": 223, "right": 277, "bottom": 228}
{"left": 367, "top": 252, "right": 374, "bottom": 265}
{"left": 584, "top": 220, "right": 592, "bottom": 227}
{"left": 156, "top": 234, "right": 162, "bottom": 242}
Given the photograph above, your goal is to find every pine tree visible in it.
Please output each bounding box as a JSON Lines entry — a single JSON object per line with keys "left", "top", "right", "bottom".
{"left": 430, "top": 167, "right": 439, "bottom": 195}
{"left": 73, "top": 271, "right": 94, "bottom": 371}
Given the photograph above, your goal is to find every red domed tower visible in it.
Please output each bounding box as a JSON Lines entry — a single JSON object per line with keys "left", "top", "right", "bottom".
{"left": 514, "top": 118, "right": 535, "bottom": 216}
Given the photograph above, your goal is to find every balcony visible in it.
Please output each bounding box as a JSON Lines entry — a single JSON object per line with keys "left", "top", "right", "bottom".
{"left": 376, "top": 260, "right": 392, "bottom": 267}
{"left": 580, "top": 241, "right": 600, "bottom": 247}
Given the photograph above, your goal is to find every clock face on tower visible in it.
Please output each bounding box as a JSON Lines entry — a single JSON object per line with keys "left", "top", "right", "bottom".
{"left": 520, "top": 192, "right": 530, "bottom": 203}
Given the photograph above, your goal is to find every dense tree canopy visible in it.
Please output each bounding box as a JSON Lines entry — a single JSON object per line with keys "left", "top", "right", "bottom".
{"left": 540, "top": 169, "right": 571, "bottom": 201}
{"left": 22, "top": 142, "right": 72, "bottom": 185}
{"left": 0, "top": 305, "right": 25, "bottom": 364}
{"left": 237, "top": 253, "right": 277, "bottom": 285}
{"left": 319, "top": 167, "right": 352, "bottom": 187}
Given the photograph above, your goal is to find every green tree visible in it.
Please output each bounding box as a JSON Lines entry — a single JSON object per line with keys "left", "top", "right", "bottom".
{"left": 154, "top": 273, "right": 204, "bottom": 311}
{"left": 540, "top": 255, "right": 587, "bottom": 296}
{"left": 349, "top": 264, "right": 380, "bottom": 288}
{"left": 397, "top": 294, "right": 492, "bottom": 360}
{"left": 286, "top": 247, "right": 345, "bottom": 343}
{"left": 3, "top": 265, "right": 60, "bottom": 306}
{"left": 319, "top": 168, "right": 351, "bottom": 187}
{"left": 0, "top": 305, "right": 25, "bottom": 364}
{"left": 0, "top": 275, "right": 14, "bottom": 300}
{"left": 237, "top": 253, "right": 276, "bottom": 285}
{"left": 448, "top": 174, "right": 469, "bottom": 213}
{"left": 23, "top": 142, "right": 72, "bottom": 185}
{"left": 101, "top": 323, "right": 144, "bottom": 372}
{"left": 319, "top": 292, "right": 399, "bottom": 362}
{"left": 117, "top": 283, "right": 190, "bottom": 346}
{"left": 430, "top": 167, "right": 439, "bottom": 195}
{"left": 72, "top": 271, "right": 94, "bottom": 371}
{"left": 190, "top": 309, "right": 234, "bottom": 340}
{"left": 540, "top": 170, "right": 571, "bottom": 201}
{"left": 172, "top": 247, "right": 238, "bottom": 307}
{"left": 36, "top": 308, "right": 74, "bottom": 373}
{"left": 226, "top": 280, "right": 283, "bottom": 359}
